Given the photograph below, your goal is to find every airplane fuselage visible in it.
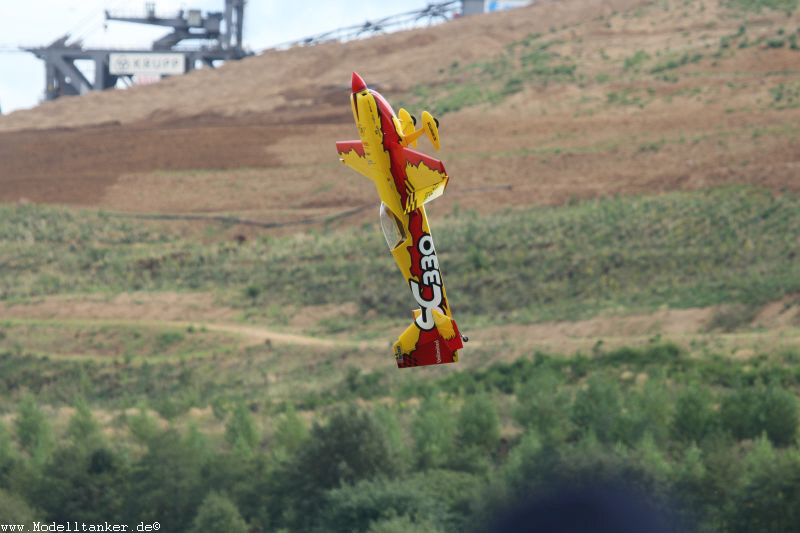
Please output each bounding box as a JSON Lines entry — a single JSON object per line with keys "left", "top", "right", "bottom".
{"left": 350, "top": 81, "right": 454, "bottom": 326}
{"left": 339, "top": 72, "right": 462, "bottom": 367}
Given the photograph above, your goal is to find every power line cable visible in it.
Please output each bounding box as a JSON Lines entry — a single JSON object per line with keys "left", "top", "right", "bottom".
{"left": 71, "top": 0, "right": 129, "bottom": 44}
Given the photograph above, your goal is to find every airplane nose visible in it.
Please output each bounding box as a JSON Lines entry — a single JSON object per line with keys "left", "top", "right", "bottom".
{"left": 351, "top": 71, "right": 367, "bottom": 93}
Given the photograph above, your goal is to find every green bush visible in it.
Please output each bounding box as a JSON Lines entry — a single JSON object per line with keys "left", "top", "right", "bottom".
{"left": 66, "top": 398, "right": 101, "bottom": 448}
{"left": 33, "top": 445, "right": 129, "bottom": 524}
{"left": 730, "top": 438, "right": 800, "bottom": 532}
{"left": 672, "top": 384, "right": 719, "bottom": 443}
{"left": 225, "top": 402, "right": 260, "bottom": 455}
{"left": 190, "top": 492, "right": 249, "bottom": 533}
{"left": 124, "top": 429, "right": 209, "bottom": 531}
{"left": 513, "top": 368, "right": 574, "bottom": 441}
{"left": 0, "top": 420, "right": 14, "bottom": 483}
{"left": 720, "top": 386, "right": 798, "bottom": 446}
{"left": 456, "top": 393, "right": 500, "bottom": 453}
{"left": 0, "top": 488, "right": 39, "bottom": 525}
{"left": 572, "top": 374, "right": 624, "bottom": 443}
{"left": 271, "top": 406, "right": 309, "bottom": 457}
{"left": 625, "top": 379, "right": 674, "bottom": 445}
{"left": 413, "top": 396, "right": 456, "bottom": 469}
{"left": 760, "top": 387, "right": 799, "bottom": 446}
{"left": 272, "top": 406, "right": 401, "bottom": 530}
{"left": 14, "top": 395, "right": 54, "bottom": 463}
{"left": 367, "top": 514, "right": 443, "bottom": 533}
{"left": 323, "top": 470, "right": 480, "bottom": 533}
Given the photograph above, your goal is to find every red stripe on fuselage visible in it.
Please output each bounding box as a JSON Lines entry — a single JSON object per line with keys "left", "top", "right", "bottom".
{"left": 371, "top": 89, "right": 451, "bottom": 339}
{"left": 406, "top": 209, "right": 451, "bottom": 346}
{"left": 371, "top": 89, "right": 411, "bottom": 211}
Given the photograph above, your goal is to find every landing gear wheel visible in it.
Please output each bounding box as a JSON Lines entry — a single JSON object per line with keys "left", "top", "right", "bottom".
{"left": 461, "top": 335, "right": 469, "bottom": 343}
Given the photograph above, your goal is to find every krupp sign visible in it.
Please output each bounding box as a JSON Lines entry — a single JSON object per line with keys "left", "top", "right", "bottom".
{"left": 109, "top": 53, "right": 186, "bottom": 76}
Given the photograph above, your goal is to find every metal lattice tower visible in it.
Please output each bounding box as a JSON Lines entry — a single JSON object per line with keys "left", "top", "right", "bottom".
{"left": 25, "top": 0, "right": 249, "bottom": 101}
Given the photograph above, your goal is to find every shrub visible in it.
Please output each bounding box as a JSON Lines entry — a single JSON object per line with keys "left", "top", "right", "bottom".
{"left": 190, "top": 492, "right": 249, "bottom": 533}
{"left": 0, "top": 488, "right": 39, "bottom": 525}
{"left": 514, "top": 369, "right": 574, "bottom": 441}
{"left": 456, "top": 393, "right": 501, "bottom": 453}
{"left": 66, "top": 398, "right": 101, "bottom": 448}
{"left": 730, "top": 438, "right": 800, "bottom": 532}
{"left": 413, "top": 396, "right": 456, "bottom": 469}
{"left": 324, "top": 470, "right": 480, "bottom": 533}
{"left": 14, "top": 394, "right": 53, "bottom": 463}
{"left": 572, "top": 374, "right": 624, "bottom": 443}
{"left": 720, "top": 386, "right": 798, "bottom": 446}
{"left": 672, "top": 384, "right": 719, "bottom": 443}
{"left": 0, "top": 420, "right": 14, "bottom": 481}
{"left": 760, "top": 387, "right": 799, "bottom": 446}
{"left": 624, "top": 50, "right": 650, "bottom": 71}
{"left": 368, "top": 514, "right": 442, "bottom": 533}
{"left": 625, "top": 379, "right": 674, "bottom": 445}
{"left": 271, "top": 406, "right": 309, "bottom": 457}
{"left": 34, "top": 445, "right": 129, "bottom": 524}
{"left": 706, "top": 304, "right": 759, "bottom": 332}
{"left": 125, "top": 429, "right": 208, "bottom": 531}
{"left": 225, "top": 402, "right": 260, "bottom": 455}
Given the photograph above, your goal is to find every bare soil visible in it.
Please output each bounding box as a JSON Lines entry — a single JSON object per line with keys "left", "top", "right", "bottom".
{"left": 0, "top": 0, "right": 796, "bottom": 227}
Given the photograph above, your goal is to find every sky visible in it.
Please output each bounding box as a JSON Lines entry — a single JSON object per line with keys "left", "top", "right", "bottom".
{"left": 0, "top": 0, "right": 434, "bottom": 113}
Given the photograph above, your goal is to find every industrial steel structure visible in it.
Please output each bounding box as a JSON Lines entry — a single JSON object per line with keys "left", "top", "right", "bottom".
{"left": 21, "top": 0, "right": 534, "bottom": 102}
{"left": 25, "top": 0, "right": 248, "bottom": 101}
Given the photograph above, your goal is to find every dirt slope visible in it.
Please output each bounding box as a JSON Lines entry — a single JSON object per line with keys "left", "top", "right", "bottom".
{"left": 0, "top": 0, "right": 798, "bottom": 224}
{"left": 0, "top": 0, "right": 636, "bottom": 131}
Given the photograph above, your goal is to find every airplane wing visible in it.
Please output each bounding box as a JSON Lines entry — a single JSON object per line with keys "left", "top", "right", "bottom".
{"left": 402, "top": 147, "right": 449, "bottom": 213}
{"left": 336, "top": 140, "right": 379, "bottom": 180}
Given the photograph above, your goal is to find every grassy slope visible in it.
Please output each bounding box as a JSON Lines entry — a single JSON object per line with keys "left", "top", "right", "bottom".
{"left": 0, "top": 184, "right": 798, "bottom": 414}
{"left": 2, "top": 187, "right": 798, "bottom": 330}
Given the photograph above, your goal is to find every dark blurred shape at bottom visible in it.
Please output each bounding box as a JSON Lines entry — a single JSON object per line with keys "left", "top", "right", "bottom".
{"left": 486, "top": 482, "right": 680, "bottom": 533}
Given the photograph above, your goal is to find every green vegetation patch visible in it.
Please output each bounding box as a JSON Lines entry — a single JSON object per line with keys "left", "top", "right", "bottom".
{"left": 727, "top": 0, "right": 798, "bottom": 12}
{"left": 607, "top": 87, "right": 655, "bottom": 107}
{"left": 400, "top": 33, "right": 577, "bottom": 114}
{"left": 650, "top": 52, "right": 703, "bottom": 74}
{"left": 623, "top": 50, "right": 651, "bottom": 71}
{"left": 3, "top": 340, "right": 800, "bottom": 532}
{"left": 2, "top": 186, "right": 799, "bottom": 328}
{"left": 769, "top": 80, "right": 800, "bottom": 108}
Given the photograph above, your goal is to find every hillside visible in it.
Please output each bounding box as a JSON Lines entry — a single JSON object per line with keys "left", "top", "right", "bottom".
{"left": 2, "top": 1, "right": 800, "bottom": 531}
{"left": 0, "top": 0, "right": 798, "bottom": 225}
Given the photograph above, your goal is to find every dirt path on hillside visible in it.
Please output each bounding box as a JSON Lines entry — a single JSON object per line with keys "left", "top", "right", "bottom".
{"left": 2, "top": 293, "right": 798, "bottom": 361}
{"left": 197, "top": 322, "right": 384, "bottom": 350}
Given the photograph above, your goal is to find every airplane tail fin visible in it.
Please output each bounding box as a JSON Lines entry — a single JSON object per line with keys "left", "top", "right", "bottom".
{"left": 401, "top": 110, "right": 440, "bottom": 151}
{"left": 393, "top": 310, "right": 463, "bottom": 368}
{"left": 397, "top": 108, "right": 417, "bottom": 147}
{"left": 420, "top": 111, "right": 440, "bottom": 151}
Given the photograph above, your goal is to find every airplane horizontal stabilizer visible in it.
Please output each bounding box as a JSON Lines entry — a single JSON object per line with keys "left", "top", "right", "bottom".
{"left": 402, "top": 147, "right": 449, "bottom": 213}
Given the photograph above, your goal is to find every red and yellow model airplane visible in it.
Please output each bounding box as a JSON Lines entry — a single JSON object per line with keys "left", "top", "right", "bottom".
{"left": 336, "top": 72, "right": 466, "bottom": 368}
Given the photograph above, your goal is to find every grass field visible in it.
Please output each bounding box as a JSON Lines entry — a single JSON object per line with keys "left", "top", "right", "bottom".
{"left": 3, "top": 186, "right": 798, "bottom": 331}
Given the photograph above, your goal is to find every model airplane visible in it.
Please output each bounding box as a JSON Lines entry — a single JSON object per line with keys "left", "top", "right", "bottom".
{"left": 336, "top": 72, "right": 466, "bottom": 368}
